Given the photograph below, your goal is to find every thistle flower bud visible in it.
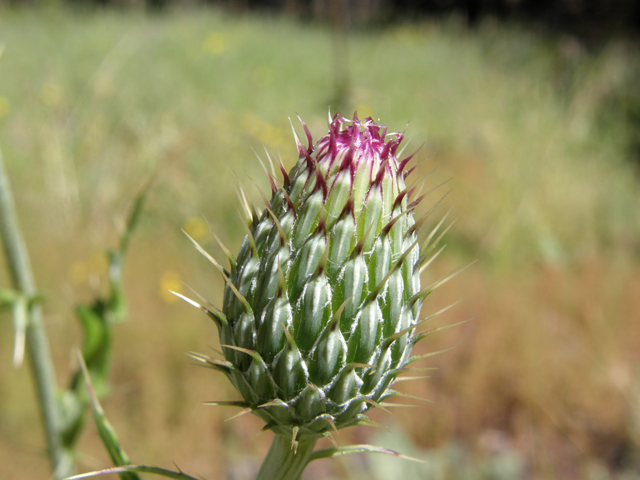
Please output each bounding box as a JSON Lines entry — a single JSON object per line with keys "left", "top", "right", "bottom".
{"left": 195, "top": 113, "right": 430, "bottom": 440}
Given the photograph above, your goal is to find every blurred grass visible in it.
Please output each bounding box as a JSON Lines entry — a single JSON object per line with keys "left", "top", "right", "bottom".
{"left": 0, "top": 5, "right": 640, "bottom": 480}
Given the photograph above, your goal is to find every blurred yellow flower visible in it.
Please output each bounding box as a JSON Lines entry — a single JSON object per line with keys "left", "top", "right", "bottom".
{"left": 203, "top": 32, "right": 226, "bottom": 55}
{"left": 159, "top": 270, "right": 182, "bottom": 304}
{"left": 182, "top": 216, "right": 209, "bottom": 241}
{"left": 40, "top": 84, "right": 63, "bottom": 106}
{"left": 68, "top": 261, "right": 89, "bottom": 286}
{"left": 67, "top": 253, "right": 109, "bottom": 285}
{"left": 0, "top": 97, "right": 10, "bottom": 119}
{"left": 88, "top": 252, "right": 109, "bottom": 275}
{"left": 241, "top": 113, "right": 290, "bottom": 152}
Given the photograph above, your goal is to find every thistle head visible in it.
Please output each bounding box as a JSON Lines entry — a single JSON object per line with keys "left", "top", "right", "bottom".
{"left": 189, "top": 113, "right": 433, "bottom": 441}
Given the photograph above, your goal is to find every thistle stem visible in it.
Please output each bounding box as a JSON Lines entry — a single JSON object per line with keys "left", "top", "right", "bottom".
{"left": 256, "top": 434, "right": 317, "bottom": 480}
{"left": 0, "top": 149, "right": 73, "bottom": 479}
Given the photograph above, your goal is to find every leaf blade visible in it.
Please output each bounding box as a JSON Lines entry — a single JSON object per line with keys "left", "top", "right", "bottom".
{"left": 309, "top": 444, "right": 426, "bottom": 464}
{"left": 65, "top": 465, "right": 202, "bottom": 480}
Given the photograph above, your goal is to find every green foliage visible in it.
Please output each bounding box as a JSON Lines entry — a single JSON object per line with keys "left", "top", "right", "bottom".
{"left": 77, "top": 353, "right": 142, "bottom": 480}
{"left": 59, "top": 186, "right": 150, "bottom": 452}
{"left": 67, "top": 466, "right": 201, "bottom": 480}
{"left": 0, "top": 150, "right": 149, "bottom": 477}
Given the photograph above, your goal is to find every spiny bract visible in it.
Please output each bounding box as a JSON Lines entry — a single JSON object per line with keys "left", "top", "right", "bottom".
{"left": 189, "top": 113, "right": 439, "bottom": 440}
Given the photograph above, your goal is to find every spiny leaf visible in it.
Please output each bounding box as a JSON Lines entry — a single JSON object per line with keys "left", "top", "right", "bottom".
{"left": 185, "top": 352, "right": 233, "bottom": 374}
{"left": 211, "top": 230, "right": 236, "bottom": 271}
{"left": 262, "top": 146, "right": 279, "bottom": 178}
{"left": 224, "top": 407, "right": 253, "bottom": 422}
{"left": 64, "top": 465, "right": 202, "bottom": 480}
{"left": 407, "top": 347, "right": 456, "bottom": 365}
{"left": 235, "top": 182, "right": 257, "bottom": 225}
{"left": 203, "top": 400, "right": 250, "bottom": 408}
{"left": 379, "top": 402, "right": 417, "bottom": 408}
{"left": 263, "top": 201, "right": 287, "bottom": 245}
{"left": 413, "top": 318, "right": 472, "bottom": 344}
{"left": 170, "top": 291, "right": 205, "bottom": 311}
{"left": 179, "top": 283, "right": 227, "bottom": 324}
{"left": 252, "top": 148, "right": 279, "bottom": 193}
{"left": 421, "top": 208, "right": 451, "bottom": 250}
{"left": 424, "top": 261, "right": 478, "bottom": 293}
{"left": 182, "top": 230, "right": 251, "bottom": 312}
{"left": 430, "top": 217, "right": 457, "bottom": 251}
{"left": 77, "top": 352, "right": 141, "bottom": 480}
{"left": 221, "top": 344, "right": 263, "bottom": 362}
{"left": 291, "top": 426, "right": 300, "bottom": 453}
{"left": 236, "top": 208, "right": 258, "bottom": 255}
{"left": 355, "top": 416, "right": 392, "bottom": 432}
{"left": 182, "top": 230, "right": 222, "bottom": 270}
{"left": 362, "top": 397, "right": 391, "bottom": 414}
{"left": 411, "top": 261, "right": 477, "bottom": 307}
{"left": 321, "top": 430, "right": 341, "bottom": 450}
{"left": 405, "top": 155, "right": 435, "bottom": 178}
{"left": 393, "top": 375, "right": 430, "bottom": 383}
{"left": 408, "top": 178, "right": 452, "bottom": 211}
{"left": 382, "top": 301, "right": 460, "bottom": 349}
{"left": 178, "top": 234, "right": 253, "bottom": 313}
{"left": 289, "top": 117, "right": 306, "bottom": 158}
{"left": 309, "top": 444, "right": 426, "bottom": 464}
{"left": 394, "top": 369, "right": 439, "bottom": 380}
{"left": 383, "top": 390, "right": 433, "bottom": 403}
{"left": 419, "top": 244, "right": 446, "bottom": 275}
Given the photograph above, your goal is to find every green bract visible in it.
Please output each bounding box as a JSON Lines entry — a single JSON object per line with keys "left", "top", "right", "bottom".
{"left": 189, "top": 113, "right": 432, "bottom": 441}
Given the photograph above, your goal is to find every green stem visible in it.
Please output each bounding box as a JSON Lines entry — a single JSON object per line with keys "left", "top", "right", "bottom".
{"left": 0, "top": 149, "right": 73, "bottom": 479}
{"left": 256, "top": 434, "right": 317, "bottom": 480}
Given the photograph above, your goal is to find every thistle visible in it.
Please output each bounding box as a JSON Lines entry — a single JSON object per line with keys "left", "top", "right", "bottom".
{"left": 182, "top": 113, "right": 453, "bottom": 480}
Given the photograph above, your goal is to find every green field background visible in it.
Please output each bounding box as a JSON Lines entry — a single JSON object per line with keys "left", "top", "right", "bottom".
{"left": 1, "top": 7, "right": 640, "bottom": 479}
